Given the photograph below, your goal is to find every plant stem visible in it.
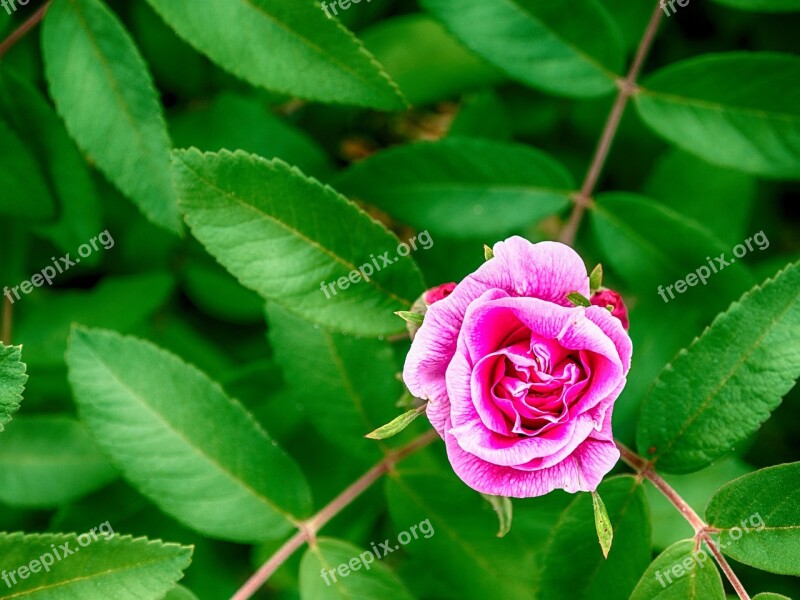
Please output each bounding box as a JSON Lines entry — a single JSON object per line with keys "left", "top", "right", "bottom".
{"left": 560, "top": 0, "right": 664, "bottom": 245}
{"left": 230, "top": 430, "right": 438, "bottom": 600}
{"left": 1, "top": 297, "right": 11, "bottom": 345}
{"left": 0, "top": 1, "right": 52, "bottom": 59}
{"left": 615, "top": 440, "right": 750, "bottom": 599}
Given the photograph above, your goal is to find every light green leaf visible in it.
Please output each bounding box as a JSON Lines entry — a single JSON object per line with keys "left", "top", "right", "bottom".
{"left": 16, "top": 273, "right": 175, "bottom": 368}
{"left": 143, "top": 0, "right": 404, "bottom": 109}
{"left": 174, "top": 149, "right": 425, "bottom": 337}
{"left": 629, "top": 540, "right": 725, "bottom": 600}
{"left": 0, "top": 415, "right": 117, "bottom": 508}
{"left": 637, "top": 261, "right": 800, "bottom": 473}
{"left": 42, "top": 0, "right": 181, "bottom": 233}
{"left": 360, "top": 14, "right": 503, "bottom": 106}
{"left": 420, "top": 0, "right": 624, "bottom": 97}
{"left": 164, "top": 585, "right": 200, "bottom": 600}
{"left": 537, "top": 476, "right": 651, "bottom": 600}
{"left": 0, "top": 344, "right": 26, "bottom": 432}
{"left": 0, "top": 69, "right": 103, "bottom": 258}
{"left": 482, "top": 494, "right": 513, "bottom": 538}
{"left": 0, "top": 117, "right": 56, "bottom": 220}
{"left": 66, "top": 327, "right": 312, "bottom": 543}
{"left": 634, "top": 53, "right": 800, "bottom": 179}
{"left": 706, "top": 463, "right": 800, "bottom": 576}
{"left": 752, "top": 594, "right": 793, "bottom": 600}
{"left": 0, "top": 532, "right": 192, "bottom": 599}
{"left": 267, "top": 303, "right": 402, "bottom": 456}
{"left": 366, "top": 405, "right": 427, "bottom": 441}
{"left": 334, "top": 138, "right": 575, "bottom": 238}
{"left": 710, "top": 0, "right": 800, "bottom": 11}
{"left": 589, "top": 264, "right": 603, "bottom": 294}
{"left": 299, "top": 537, "right": 415, "bottom": 600}
{"left": 592, "top": 491, "right": 613, "bottom": 558}
{"left": 567, "top": 292, "right": 592, "bottom": 308}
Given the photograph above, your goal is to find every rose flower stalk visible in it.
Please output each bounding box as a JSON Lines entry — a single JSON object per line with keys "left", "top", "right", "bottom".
{"left": 403, "top": 237, "right": 631, "bottom": 498}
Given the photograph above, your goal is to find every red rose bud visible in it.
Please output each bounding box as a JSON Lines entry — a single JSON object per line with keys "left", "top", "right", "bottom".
{"left": 590, "top": 289, "right": 629, "bottom": 330}
{"left": 423, "top": 282, "right": 456, "bottom": 305}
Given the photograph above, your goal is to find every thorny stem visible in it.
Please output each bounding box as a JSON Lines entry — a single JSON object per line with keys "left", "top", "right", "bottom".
{"left": 559, "top": 0, "right": 665, "bottom": 245}
{"left": 0, "top": 1, "right": 52, "bottom": 59}
{"left": 230, "top": 430, "right": 438, "bottom": 600}
{"left": 615, "top": 440, "right": 750, "bottom": 600}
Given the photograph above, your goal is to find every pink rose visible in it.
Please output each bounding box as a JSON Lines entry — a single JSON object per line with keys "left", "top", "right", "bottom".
{"left": 403, "top": 237, "right": 632, "bottom": 497}
{"left": 591, "top": 289, "right": 630, "bottom": 330}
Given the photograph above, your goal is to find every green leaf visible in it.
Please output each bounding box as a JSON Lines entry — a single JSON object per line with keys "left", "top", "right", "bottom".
{"left": 634, "top": 53, "right": 800, "bottom": 179}
{"left": 66, "top": 327, "right": 312, "bottom": 543}
{"left": 0, "top": 532, "right": 192, "bottom": 599}
{"left": 449, "top": 89, "right": 513, "bottom": 141}
{"left": 168, "top": 92, "right": 333, "bottom": 180}
{"left": 0, "top": 117, "right": 56, "bottom": 220}
{"left": 484, "top": 244, "right": 495, "bottom": 261}
{"left": 644, "top": 149, "right": 756, "bottom": 248}
{"left": 420, "top": 0, "right": 624, "bottom": 97}
{"left": 706, "top": 463, "right": 800, "bottom": 576}
{"left": 16, "top": 273, "right": 175, "bottom": 368}
{"left": 637, "top": 261, "right": 800, "bottom": 473}
{"left": 143, "top": 0, "right": 404, "bottom": 109}
{"left": 482, "top": 494, "right": 513, "bottom": 538}
{"left": 42, "top": 0, "right": 181, "bottom": 233}
{"left": 709, "top": 0, "right": 800, "bottom": 11}
{"left": 334, "top": 138, "right": 575, "bottom": 238}
{"left": 0, "top": 69, "right": 103, "bottom": 258}
{"left": 0, "top": 415, "right": 117, "bottom": 508}
{"left": 752, "top": 594, "right": 793, "bottom": 600}
{"left": 298, "top": 537, "right": 415, "bottom": 600}
{"left": 629, "top": 540, "right": 725, "bottom": 600}
{"left": 181, "top": 260, "right": 264, "bottom": 324}
{"left": 386, "top": 470, "right": 538, "bottom": 599}
{"left": 0, "top": 344, "right": 26, "bottom": 432}
{"left": 267, "top": 303, "right": 403, "bottom": 456}
{"left": 537, "top": 476, "right": 651, "bottom": 600}
{"left": 591, "top": 491, "right": 613, "bottom": 559}
{"left": 164, "top": 586, "right": 200, "bottom": 600}
{"left": 589, "top": 264, "right": 603, "bottom": 294}
{"left": 589, "top": 192, "right": 755, "bottom": 309}
{"left": 566, "top": 292, "right": 592, "bottom": 308}
{"left": 174, "top": 149, "right": 425, "bottom": 337}
{"left": 366, "top": 405, "right": 427, "bottom": 441}
{"left": 395, "top": 311, "right": 424, "bottom": 327}
{"left": 360, "top": 14, "right": 503, "bottom": 106}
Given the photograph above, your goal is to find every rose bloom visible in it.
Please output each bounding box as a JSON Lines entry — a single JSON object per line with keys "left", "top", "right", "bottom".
{"left": 403, "top": 237, "right": 632, "bottom": 498}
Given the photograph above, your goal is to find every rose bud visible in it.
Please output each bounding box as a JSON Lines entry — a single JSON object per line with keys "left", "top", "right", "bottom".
{"left": 402, "top": 237, "right": 632, "bottom": 498}
{"left": 590, "top": 289, "right": 630, "bottom": 331}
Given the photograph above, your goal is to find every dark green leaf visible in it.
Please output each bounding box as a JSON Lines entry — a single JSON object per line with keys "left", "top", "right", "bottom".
{"left": 420, "top": 0, "right": 624, "bottom": 97}
{"left": 0, "top": 532, "right": 192, "bottom": 599}
{"left": 634, "top": 53, "right": 800, "bottom": 179}
{"left": 629, "top": 540, "right": 725, "bottom": 600}
{"left": 299, "top": 537, "right": 415, "bottom": 600}
{"left": 174, "top": 149, "right": 425, "bottom": 336}
{"left": 706, "top": 463, "right": 800, "bottom": 575}
{"left": 335, "top": 138, "right": 575, "bottom": 238}
{"left": 537, "top": 476, "right": 651, "bottom": 600}
{"left": 637, "top": 261, "right": 800, "bottom": 473}
{"left": 42, "top": 0, "right": 181, "bottom": 233}
{"left": 66, "top": 327, "right": 312, "bottom": 543}
{"left": 143, "top": 0, "right": 405, "bottom": 109}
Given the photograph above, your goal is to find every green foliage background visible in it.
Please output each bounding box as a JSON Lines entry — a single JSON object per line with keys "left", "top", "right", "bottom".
{"left": 0, "top": 0, "right": 799, "bottom": 598}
